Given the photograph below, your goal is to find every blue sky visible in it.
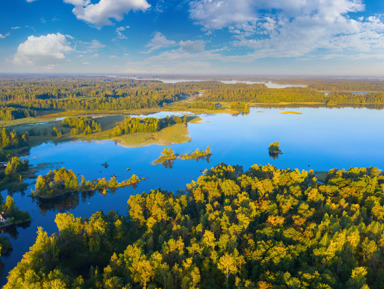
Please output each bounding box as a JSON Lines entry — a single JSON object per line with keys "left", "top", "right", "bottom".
{"left": 1, "top": 0, "right": 384, "bottom": 75}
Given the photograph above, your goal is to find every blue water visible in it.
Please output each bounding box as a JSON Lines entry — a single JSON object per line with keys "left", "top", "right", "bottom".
{"left": 2, "top": 106, "right": 384, "bottom": 285}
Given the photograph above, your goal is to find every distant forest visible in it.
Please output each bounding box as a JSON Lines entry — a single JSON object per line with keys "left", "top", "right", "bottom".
{"left": 1, "top": 77, "right": 384, "bottom": 121}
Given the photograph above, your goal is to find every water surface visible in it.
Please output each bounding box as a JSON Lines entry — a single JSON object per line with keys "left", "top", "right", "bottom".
{"left": 2, "top": 107, "right": 384, "bottom": 285}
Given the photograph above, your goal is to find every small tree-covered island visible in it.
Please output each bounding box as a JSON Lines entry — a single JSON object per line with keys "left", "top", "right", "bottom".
{"left": 32, "top": 168, "right": 142, "bottom": 198}
{"left": 5, "top": 163, "right": 384, "bottom": 288}
{"left": 0, "top": 195, "right": 31, "bottom": 229}
{"left": 268, "top": 142, "right": 283, "bottom": 159}
{"left": 154, "top": 146, "right": 212, "bottom": 165}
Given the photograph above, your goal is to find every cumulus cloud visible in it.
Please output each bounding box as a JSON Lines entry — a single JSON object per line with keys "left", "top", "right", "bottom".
{"left": 13, "top": 33, "right": 73, "bottom": 69}
{"left": 26, "top": 0, "right": 38, "bottom": 2}
{"left": 189, "top": 0, "right": 384, "bottom": 58}
{"left": 64, "top": 0, "right": 150, "bottom": 27}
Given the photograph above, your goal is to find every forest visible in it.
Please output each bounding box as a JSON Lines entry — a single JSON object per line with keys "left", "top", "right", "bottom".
{"left": 0, "top": 77, "right": 223, "bottom": 116}
{"left": 4, "top": 163, "right": 384, "bottom": 288}
{"left": 2, "top": 77, "right": 384, "bottom": 122}
{"left": 199, "top": 87, "right": 384, "bottom": 106}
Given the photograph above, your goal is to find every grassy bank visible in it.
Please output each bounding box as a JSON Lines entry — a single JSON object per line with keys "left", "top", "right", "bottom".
{"left": 114, "top": 123, "right": 192, "bottom": 148}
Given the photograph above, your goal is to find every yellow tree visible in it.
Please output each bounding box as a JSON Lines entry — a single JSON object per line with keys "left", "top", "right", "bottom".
{"left": 218, "top": 252, "right": 241, "bottom": 288}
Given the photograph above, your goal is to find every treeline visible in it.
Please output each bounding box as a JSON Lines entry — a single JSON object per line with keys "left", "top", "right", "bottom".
{"left": 62, "top": 116, "right": 102, "bottom": 135}
{"left": 200, "top": 87, "right": 326, "bottom": 103}
{"left": 4, "top": 93, "right": 181, "bottom": 112}
{"left": 0, "top": 128, "right": 29, "bottom": 149}
{"left": 7, "top": 163, "right": 384, "bottom": 288}
{"left": 109, "top": 115, "right": 188, "bottom": 137}
{"left": 0, "top": 106, "right": 36, "bottom": 121}
{"left": 200, "top": 86, "right": 384, "bottom": 106}
{"left": 199, "top": 86, "right": 384, "bottom": 106}
{"left": 307, "top": 79, "right": 384, "bottom": 92}
{"left": 32, "top": 167, "right": 141, "bottom": 198}
{"left": 326, "top": 92, "right": 384, "bottom": 105}
{"left": 0, "top": 77, "right": 237, "bottom": 103}
{"left": 0, "top": 77, "right": 224, "bottom": 115}
{"left": 185, "top": 102, "right": 220, "bottom": 110}
{"left": 0, "top": 77, "right": 182, "bottom": 102}
{"left": 3, "top": 77, "right": 384, "bottom": 114}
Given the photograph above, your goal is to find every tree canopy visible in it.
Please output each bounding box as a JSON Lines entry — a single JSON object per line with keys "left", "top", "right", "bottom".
{"left": 5, "top": 163, "right": 384, "bottom": 288}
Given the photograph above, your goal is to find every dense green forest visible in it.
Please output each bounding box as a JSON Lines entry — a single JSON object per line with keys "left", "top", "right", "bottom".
{"left": 5, "top": 163, "right": 384, "bottom": 288}
{"left": 0, "top": 77, "right": 223, "bottom": 114}
{"left": 199, "top": 87, "right": 384, "bottom": 106}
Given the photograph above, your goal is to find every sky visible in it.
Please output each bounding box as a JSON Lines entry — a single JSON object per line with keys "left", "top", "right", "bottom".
{"left": 1, "top": 0, "right": 384, "bottom": 76}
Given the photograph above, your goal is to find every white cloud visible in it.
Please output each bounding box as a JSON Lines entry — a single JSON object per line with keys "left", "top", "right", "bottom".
{"left": 189, "top": 0, "right": 384, "bottom": 58}
{"left": 13, "top": 33, "right": 73, "bottom": 69}
{"left": 11, "top": 27, "right": 20, "bottom": 30}
{"left": 0, "top": 33, "right": 10, "bottom": 39}
{"left": 145, "top": 32, "right": 176, "bottom": 53}
{"left": 115, "top": 25, "right": 130, "bottom": 39}
{"left": 26, "top": 0, "right": 38, "bottom": 2}
{"left": 64, "top": 0, "right": 150, "bottom": 27}
{"left": 64, "top": 0, "right": 89, "bottom": 5}
{"left": 190, "top": 0, "right": 364, "bottom": 30}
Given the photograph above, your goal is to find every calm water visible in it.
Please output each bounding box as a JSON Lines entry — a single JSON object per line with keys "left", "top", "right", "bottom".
{"left": 2, "top": 107, "right": 384, "bottom": 285}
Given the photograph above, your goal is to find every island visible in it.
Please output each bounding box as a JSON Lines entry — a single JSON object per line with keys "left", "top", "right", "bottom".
{"left": 154, "top": 146, "right": 212, "bottom": 166}
{"left": 280, "top": 111, "right": 303, "bottom": 114}
{"left": 268, "top": 141, "right": 283, "bottom": 159}
{"left": 0, "top": 156, "right": 29, "bottom": 192}
{"left": 32, "top": 167, "right": 142, "bottom": 199}
{"left": 0, "top": 195, "right": 31, "bottom": 229}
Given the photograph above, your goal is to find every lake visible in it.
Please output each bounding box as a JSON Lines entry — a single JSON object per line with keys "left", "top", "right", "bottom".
{"left": 2, "top": 106, "right": 384, "bottom": 285}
